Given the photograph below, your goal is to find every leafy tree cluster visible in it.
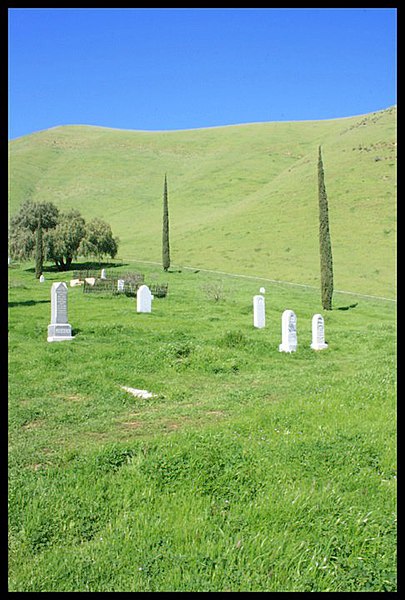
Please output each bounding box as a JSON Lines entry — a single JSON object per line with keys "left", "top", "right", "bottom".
{"left": 9, "top": 200, "right": 119, "bottom": 274}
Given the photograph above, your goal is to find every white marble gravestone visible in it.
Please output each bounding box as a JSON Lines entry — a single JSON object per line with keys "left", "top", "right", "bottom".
{"left": 137, "top": 284, "right": 154, "bottom": 313}
{"left": 117, "top": 279, "right": 125, "bottom": 292}
{"left": 39, "top": 275, "right": 45, "bottom": 283}
{"left": 310, "top": 313, "right": 328, "bottom": 350}
{"left": 47, "top": 282, "right": 74, "bottom": 342}
{"left": 279, "top": 309, "right": 297, "bottom": 352}
{"left": 253, "top": 294, "right": 265, "bottom": 328}
{"left": 100, "top": 268, "right": 107, "bottom": 280}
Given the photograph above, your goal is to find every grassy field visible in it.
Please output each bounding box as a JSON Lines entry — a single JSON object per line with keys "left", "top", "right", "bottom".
{"left": 8, "top": 106, "right": 396, "bottom": 298}
{"left": 8, "top": 260, "right": 396, "bottom": 592}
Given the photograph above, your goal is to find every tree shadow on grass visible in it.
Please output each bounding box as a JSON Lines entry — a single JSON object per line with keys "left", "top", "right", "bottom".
{"left": 335, "top": 302, "right": 358, "bottom": 311}
{"left": 24, "top": 261, "right": 130, "bottom": 274}
{"left": 8, "top": 300, "right": 51, "bottom": 308}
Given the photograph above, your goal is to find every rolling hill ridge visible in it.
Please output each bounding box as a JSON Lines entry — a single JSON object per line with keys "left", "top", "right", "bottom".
{"left": 8, "top": 106, "right": 396, "bottom": 298}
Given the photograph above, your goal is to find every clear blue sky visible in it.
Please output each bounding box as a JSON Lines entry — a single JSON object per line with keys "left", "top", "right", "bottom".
{"left": 8, "top": 7, "right": 397, "bottom": 140}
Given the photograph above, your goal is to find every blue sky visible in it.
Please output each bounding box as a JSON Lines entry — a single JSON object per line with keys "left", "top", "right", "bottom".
{"left": 8, "top": 7, "right": 397, "bottom": 140}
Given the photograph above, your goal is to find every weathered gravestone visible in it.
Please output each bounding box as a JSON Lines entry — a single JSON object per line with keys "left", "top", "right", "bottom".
{"left": 279, "top": 309, "right": 297, "bottom": 352}
{"left": 137, "top": 284, "right": 154, "bottom": 313}
{"left": 47, "top": 282, "right": 74, "bottom": 342}
{"left": 117, "top": 279, "right": 125, "bottom": 292}
{"left": 253, "top": 294, "right": 266, "bottom": 328}
{"left": 310, "top": 313, "right": 328, "bottom": 350}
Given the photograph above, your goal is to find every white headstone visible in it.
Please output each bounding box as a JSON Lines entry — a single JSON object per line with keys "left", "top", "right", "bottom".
{"left": 137, "top": 284, "right": 154, "bottom": 313}
{"left": 39, "top": 275, "right": 45, "bottom": 283}
{"left": 117, "top": 279, "right": 125, "bottom": 292}
{"left": 100, "top": 268, "right": 107, "bottom": 280}
{"left": 8, "top": 256, "right": 11, "bottom": 265}
{"left": 253, "top": 294, "right": 265, "bottom": 328}
{"left": 279, "top": 309, "right": 297, "bottom": 352}
{"left": 47, "top": 282, "right": 74, "bottom": 342}
{"left": 259, "top": 287, "right": 266, "bottom": 294}
{"left": 310, "top": 314, "right": 328, "bottom": 350}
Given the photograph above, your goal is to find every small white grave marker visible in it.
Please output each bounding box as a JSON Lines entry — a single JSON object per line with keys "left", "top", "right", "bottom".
{"left": 253, "top": 294, "right": 265, "bottom": 328}
{"left": 47, "top": 282, "right": 74, "bottom": 342}
{"left": 279, "top": 309, "right": 297, "bottom": 352}
{"left": 117, "top": 279, "right": 125, "bottom": 292}
{"left": 39, "top": 275, "right": 45, "bottom": 283}
{"left": 120, "top": 386, "right": 157, "bottom": 399}
{"left": 310, "top": 314, "right": 328, "bottom": 350}
{"left": 137, "top": 284, "right": 154, "bottom": 313}
{"left": 100, "top": 268, "right": 107, "bottom": 280}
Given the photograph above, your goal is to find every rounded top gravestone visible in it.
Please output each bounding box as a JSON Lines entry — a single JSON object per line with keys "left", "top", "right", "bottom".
{"left": 279, "top": 309, "right": 297, "bottom": 352}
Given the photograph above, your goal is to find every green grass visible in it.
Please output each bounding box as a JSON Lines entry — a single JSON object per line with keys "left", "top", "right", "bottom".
{"left": 8, "top": 261, "right": 396, "bottom": 591}
{"left": 8, "top": 106, "right": 396, "bottom": 298}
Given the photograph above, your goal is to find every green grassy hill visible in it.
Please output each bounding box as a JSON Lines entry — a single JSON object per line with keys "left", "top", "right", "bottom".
{"left": 8, "top": 106, "right": 396, "bottom": 298}
{"left": 8, "top": 261, "right": 397, "bottom": 591}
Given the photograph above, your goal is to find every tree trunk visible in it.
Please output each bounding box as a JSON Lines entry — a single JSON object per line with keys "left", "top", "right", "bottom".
{"left": 35, "top": 213, "right": 43, "bottom": 279}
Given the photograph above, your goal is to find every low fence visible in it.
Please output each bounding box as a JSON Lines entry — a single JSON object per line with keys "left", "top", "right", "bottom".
{"left": 73, "top": 269, "right": 99, "bottom": 280}
{"left": 83, "top": 279, "right": 118, "bottom": 294}
{"left": 82, "top": 275, "right": 168, "bottom": 298}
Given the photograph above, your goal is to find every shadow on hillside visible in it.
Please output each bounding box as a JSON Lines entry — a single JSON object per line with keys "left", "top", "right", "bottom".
{"left": 8, "top": 299, "right": 50, "bottom": 308}
{"left": 25, "top": 261, "right": 130, "bottom": 274}
{"left": 335, "top": 303, "right": 358, "bottom": 311}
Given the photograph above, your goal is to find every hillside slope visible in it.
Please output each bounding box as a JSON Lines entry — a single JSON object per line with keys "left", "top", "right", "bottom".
{"left": 8, "top": 106, "right": 396, "bottom": 298}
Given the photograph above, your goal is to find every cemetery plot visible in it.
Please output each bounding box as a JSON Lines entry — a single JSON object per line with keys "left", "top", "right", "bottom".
{"left": 81, "top": 272, "right": 168, "bottom": 299}
{"left": 149, "top": 283, "right": 168, "bottom": 298}
{"left": 83, "top": 278, "right": 118, "bottom": 294}
{"left": 118, "top": 272, "right": 145, "bottom": 297}
{"left": 72, "top": 269, "right": 99, "bottom": 281}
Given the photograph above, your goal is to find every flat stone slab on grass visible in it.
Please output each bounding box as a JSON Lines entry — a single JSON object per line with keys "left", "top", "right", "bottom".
{"left": 120, "top": 386, "right": 157, "bottom": 399}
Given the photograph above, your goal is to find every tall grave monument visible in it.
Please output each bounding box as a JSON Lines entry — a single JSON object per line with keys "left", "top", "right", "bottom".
{"left": 47, "top": 282, "right": 74, "bottom": 342}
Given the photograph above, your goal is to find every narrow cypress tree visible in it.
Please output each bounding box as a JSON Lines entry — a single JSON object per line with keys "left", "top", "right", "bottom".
{"left": 162, "top": 173, "right": 171, "bottom": 271}
{"left": 318, "top": 146, "right": 334, "bottom": 310}
{"left": 35, "top": 211, "right": 43, "bottom": 279}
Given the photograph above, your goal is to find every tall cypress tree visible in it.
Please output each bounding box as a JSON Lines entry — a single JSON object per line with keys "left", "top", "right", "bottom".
{"left": 162, "top": 173, "right": 171, "bottom": 271}
{"left": 35, "top": 211, "right": 43, "bottom": 279}
{"left": 318, "top": 146, "right": 334, "bottom": 310}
